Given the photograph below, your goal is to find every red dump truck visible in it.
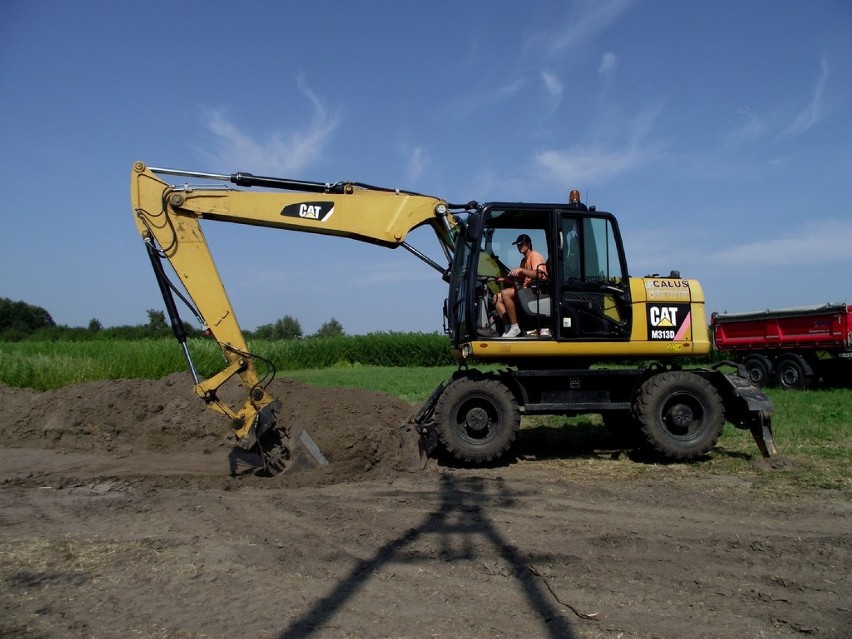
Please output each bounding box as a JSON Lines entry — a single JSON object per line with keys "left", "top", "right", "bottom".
{"left": 712, "top": 303, "right": 852, "bottom": 389}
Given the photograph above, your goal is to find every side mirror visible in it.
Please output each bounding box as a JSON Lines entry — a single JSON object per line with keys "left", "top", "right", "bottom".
{"left": 464, "top": 214, "right": 482, "bottom": 242}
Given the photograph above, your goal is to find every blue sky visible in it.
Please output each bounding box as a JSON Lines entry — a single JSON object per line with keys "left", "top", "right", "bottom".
{"left": 2, "top": 0, "right": 850, "bottom": 335}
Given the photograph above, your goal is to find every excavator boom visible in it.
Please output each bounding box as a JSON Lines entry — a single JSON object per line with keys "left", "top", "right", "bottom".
{"left": 131, "top": 161, "right": 456, "bottom": 474}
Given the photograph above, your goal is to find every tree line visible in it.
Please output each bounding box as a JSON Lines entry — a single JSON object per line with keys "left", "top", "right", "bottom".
{"left": 0, "top": 297, "right": 345, "bottom": 342}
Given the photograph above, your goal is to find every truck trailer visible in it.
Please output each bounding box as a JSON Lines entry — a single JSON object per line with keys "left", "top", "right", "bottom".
{"left": 712, "top": 303, "right": 852, "bottom": 389}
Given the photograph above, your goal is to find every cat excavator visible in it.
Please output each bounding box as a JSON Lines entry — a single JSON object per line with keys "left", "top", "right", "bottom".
{"left": 131, "top": 161, "right": 776, "bottom": 475}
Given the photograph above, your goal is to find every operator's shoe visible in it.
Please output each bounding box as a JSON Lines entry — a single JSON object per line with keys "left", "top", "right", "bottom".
{"left": 502, "top": 325, "right": 521, "bottom": 338}
{"left": 539, "top": 328, "right": 552, "bottom": 337}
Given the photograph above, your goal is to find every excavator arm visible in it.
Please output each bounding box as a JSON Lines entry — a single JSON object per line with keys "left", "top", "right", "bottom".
{"left": 130, "top": 161, "right": 457, "bottom": 473}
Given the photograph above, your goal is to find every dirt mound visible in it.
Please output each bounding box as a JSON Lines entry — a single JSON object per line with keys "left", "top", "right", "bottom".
{"left": 0, "top": 374, "right": 420, "bottom": 486}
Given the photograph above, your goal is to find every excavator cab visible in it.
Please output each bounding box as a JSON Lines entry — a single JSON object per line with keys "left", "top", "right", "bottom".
{"left": 445, "top": 198, "right": 633, "bottom": 348}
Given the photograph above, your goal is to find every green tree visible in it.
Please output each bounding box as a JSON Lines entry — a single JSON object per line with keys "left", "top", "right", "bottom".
{"left": 314, "top": 317, "right": 345, "bottom": 338}
{"left": 0, "top": 298, "right": 56, "bottom": 340}
{"left": 88, "top": 318, "right": 103, "bottom": 333}
{"left": 146, "top": 308, "right": 170, "bottom": 337}
{"left": 254, "top": 315, "right": 302, "bottom": 340}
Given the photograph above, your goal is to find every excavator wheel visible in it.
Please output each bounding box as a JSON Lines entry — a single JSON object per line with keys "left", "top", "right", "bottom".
{"left": 433, "top": 376, "right": 519, "bottom": 464}
{"left": 633, "top": 371, "right": 725, "bottom": 460}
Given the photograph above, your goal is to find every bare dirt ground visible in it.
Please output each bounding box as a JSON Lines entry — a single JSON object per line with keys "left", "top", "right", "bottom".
{"left": 0, "top": 374, "right": 849, "bottom": 639}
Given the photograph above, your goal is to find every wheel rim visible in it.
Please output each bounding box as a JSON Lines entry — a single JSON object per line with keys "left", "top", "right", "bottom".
{"left": 452, "top": 395, "right": 501, "bottom": 446}
{"left": 747, "top": 366, "right": 765, "bottom": 385}
{"left": 659, "top": 392, "right": 705, "bottom": 441}
{"left": 744, "top": 358, "right": 767, "bottom": 385}
{"left": 779, "top": 364, "right": 799, "bottom": 387}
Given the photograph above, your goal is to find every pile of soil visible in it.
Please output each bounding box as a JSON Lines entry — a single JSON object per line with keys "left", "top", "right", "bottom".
{"left": 0, "top": 373, "right": 419, "bottom": 486}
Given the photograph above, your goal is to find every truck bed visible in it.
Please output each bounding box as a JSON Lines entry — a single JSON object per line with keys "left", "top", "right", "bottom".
{"left": 712, "top": 302, "right": 851, "bottom": 352}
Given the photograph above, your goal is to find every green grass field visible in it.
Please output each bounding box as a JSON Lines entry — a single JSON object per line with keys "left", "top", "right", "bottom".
{"left": 1, "top": 340, "right": 849, "bottom": 495}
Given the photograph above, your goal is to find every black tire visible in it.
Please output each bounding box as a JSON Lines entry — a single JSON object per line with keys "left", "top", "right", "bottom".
{"left": 775, "top": 355, "right": 810, "bottom": 390}
{"left": 742, "top": 355, "right": 772, "bottom": 387}
{"left": 633, "top": 371, "right": 725, "bottom": 459}
{"left": 433, "top": 376, "right": 520, "bottom": 463}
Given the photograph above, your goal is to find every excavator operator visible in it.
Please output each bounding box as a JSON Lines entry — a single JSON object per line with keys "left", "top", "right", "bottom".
{"left": 495, "top": 233, "right": 548, "bottom": 337}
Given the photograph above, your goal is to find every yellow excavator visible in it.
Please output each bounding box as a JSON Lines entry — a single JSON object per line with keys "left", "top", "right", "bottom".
{"left": 131, "top": 161, "right": 776, "bottom": 474}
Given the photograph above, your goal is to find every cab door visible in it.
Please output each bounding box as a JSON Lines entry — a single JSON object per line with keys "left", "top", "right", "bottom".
{"left": 556, "top": 210, "right": 632, "bottom": 340}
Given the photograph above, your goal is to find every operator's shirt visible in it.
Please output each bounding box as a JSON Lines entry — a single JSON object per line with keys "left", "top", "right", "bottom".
{"left": 520, "top": 250, "right": 547, "bottom": 287}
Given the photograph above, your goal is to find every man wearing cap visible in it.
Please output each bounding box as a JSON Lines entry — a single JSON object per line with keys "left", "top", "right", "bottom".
{"left": 495, "top": 233, "right": 547, "bottom": 337}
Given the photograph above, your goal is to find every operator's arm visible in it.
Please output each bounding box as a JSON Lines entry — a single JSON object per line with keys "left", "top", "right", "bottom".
{"left": 509, "top": 251, "right": 547, "bottom": 285}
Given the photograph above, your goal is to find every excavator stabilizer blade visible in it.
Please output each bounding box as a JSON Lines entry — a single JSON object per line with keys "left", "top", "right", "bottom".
{"left": 397, "top": 384, "right": 444, "bottom": 471}
{"left": 398, "top": 422, "right": 430, "bottom": 471}
{"left": 749, "top": 417, "right": 778, "bottom": 459}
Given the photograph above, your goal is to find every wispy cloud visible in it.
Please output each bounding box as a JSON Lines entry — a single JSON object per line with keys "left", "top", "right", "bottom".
{"left": 725, "top": 58, "right": 830, "bottom": 146}
{"left": 531, "top": 0, "right": 635, "bottom": 56}
{"left": 598, "top": 52, "right": 618, "bottom": 76}
{"left": 531, "top": 103, "right": 665, "bottom": 185}
{"left": 725, "top": 106, "right": 770, "bottom": 144}
{"left": 708, "top": 218, "right": 851, "bottom": 267}
{"left": 406, "top": 145, "right": 428, "bottom": 181}
{"left": 541, "top": 70, "right": 564, "bottom": 99}
{"left": 533, "top": 144, "right": 646, "bottom": 185}
{"left": 453, "top": 77, "right": 526, "bottom": 119}
{"left": 198, "top": 75, "right": 339, "bottom": 174}
{"left": 781, "top": 57, "right": 829, "bottom": 137}
{"left": 539, "top": 70, "right": 565, "bottom": 113}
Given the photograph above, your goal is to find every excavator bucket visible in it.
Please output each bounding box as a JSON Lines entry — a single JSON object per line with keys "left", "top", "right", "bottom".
{"left": 227, "top": 402, "right": 328, "bottom": 476}
{"left": 228, "top": 424, "right": 328, "bottom": 475}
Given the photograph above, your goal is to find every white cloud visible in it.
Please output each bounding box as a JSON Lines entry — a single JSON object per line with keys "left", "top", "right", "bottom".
{"left": 452, "top": 77, "right": 526, "bottom": 120}
{"left": 541, "top": 70, "right": 563, "bottom": 98}
{"left": 406, "top": 145, "right": 428, "bottom": 181}
{"left": 199, "top": 76, "right": 340, "bottom": 174}
{"left": 533, "top": 144, "right": 646, "bottom": 185}
{"left": 781, "top": 57, "right": 829, "bottom": 137}
{"left": 725, "top": 58, "right": 829, "bottom": 146}
{"left": 725, "top": 106, "right": 770, "bottom": 144}
{"left": 533, "top": 0, "right": 635, "bottom": 56}
{"left": 598, "top": 52, "right": 618, "bottom": 75}
{"left": 708, "top": 218, "right": 852, "bottom": 267}
{"left": 531, "top": 102, "right": 665, "bottom": 185}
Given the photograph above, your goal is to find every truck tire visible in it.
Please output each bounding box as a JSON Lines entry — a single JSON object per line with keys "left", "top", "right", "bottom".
{"left": 433, "top": 376, "right": 520, "bottom": 463}
{"left": 775, "top": 354, "right": 811, "bottom": 390}
{"left": 743, "top": 354, "right": 772, "bottom": 387}
{"left": 633, "top": 371, "right": 725, "bottom": 459}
